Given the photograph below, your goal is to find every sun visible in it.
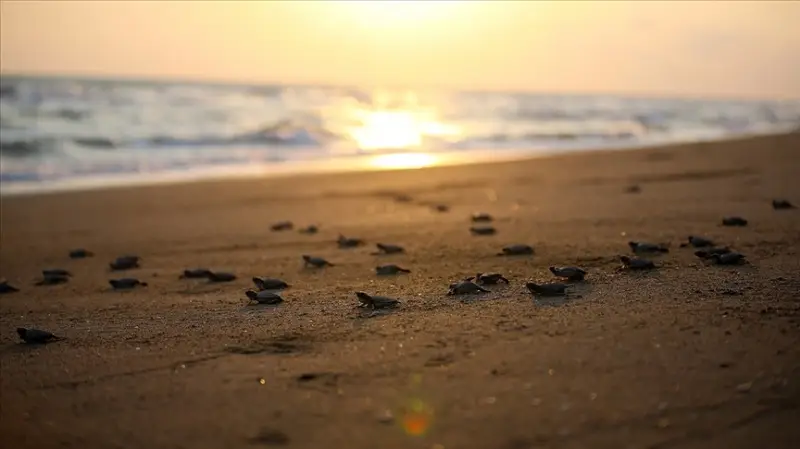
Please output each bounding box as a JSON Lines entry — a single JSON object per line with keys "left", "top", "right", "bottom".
{"left": 334, "top": 0, "right": 464, "bottom": 30}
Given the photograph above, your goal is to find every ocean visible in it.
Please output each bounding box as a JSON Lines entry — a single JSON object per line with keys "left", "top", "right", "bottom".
{"left": 1, "top": 75, "right": 798, "bottom": 195}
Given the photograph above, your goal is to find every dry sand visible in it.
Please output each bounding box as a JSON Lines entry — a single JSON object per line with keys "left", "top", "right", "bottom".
{"left": 1, "top": 132, "right": 799, "bottom": 449}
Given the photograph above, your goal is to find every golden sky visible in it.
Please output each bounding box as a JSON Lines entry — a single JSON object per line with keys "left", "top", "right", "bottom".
{"left": 1, "top": 1, "right": 798, "bottom": 99}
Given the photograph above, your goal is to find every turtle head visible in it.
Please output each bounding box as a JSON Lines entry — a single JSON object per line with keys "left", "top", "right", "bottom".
{"left": 301, "top": 255, "right": 311, "bottom": 261}
{"left": 619, "top": 255, "right": 632, "bottom": 264}
{"left": 627, "top": 241, "right": 638, "bottom": 248}
{"left": 694, "top": 250, "right": 708, "bottom": 259}
{"left": 548, "top": 266, "right": 557, "bottom": 274}
{"left": 16, "top": 328, "right": 26, "bottom": 338}
{"left": 245, "top": 290, "right": 258, "bottom": 301}
{"left": 355, "top": 292, "right": 372, "bottom": 303}
{"left": 525, "top": 282, "right": 540, "bottom": 292}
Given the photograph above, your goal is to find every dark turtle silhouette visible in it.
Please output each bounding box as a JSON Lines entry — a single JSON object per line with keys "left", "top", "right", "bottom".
{"left": 245, "top": 290, "right": 284, "bottom": 305}
{"left": 42, "top": 269, "right": 71, "bottom": 277}
{"left": 375, "top": 243, "right": 404, "bottom": 254}
{"left": 69, "top": 249, "right": 94, "bottom": 259}
{"left": 682, "top": 236, "right": 715, "bottom": 248}
{"left": 467, "top": 273, "right": 509, "bottom": 285}
{"left": 109, "top": 255, "right": 140, "bottom": 271}
{"left": 0, "top": 280, "right": 20, "bottom": 294}
{"left": 628, "top": 241, "right": 669, "bottom": 254}
{"left": 448, "top": 281, "right": 490, "bottom": 295}
{"left": 376, "top": 265, "right": 411, "bottom": 275}
{"left": 772, "top": 199, "right": 795, "bottom": 210}
{"left": 549, "top": 266, "right": 587, "bottom": 281}
{"left": 694, "top": 247, "right": 731, "bottom": 259}
{"left": 710, "top": 252, "right": 747, "bottom": 265}
{"left": 35, "top": 274, "right": 70, "bottom": 286}
{"left": 180, "top": 269, "right": 212, "bottom": 279}
{"left": 498, "top": 244, "right": 534, "bottom": 256}
{"left": 252, "top": 277, "right": 290, "bottom": 290}
{"left": 271, "top": 221, "right": 294, "bottom": 231}
{"left": 337, "top": 235, "right": 364, "bottom": 248}
{"left": 303, "top": 255, "right": 334, "bottom": 268}
{"left": 722, "top": 216, "right": 748, "bottom": 227}
{"left": 299, "top": 225, "right": 319, "bottom": 234}
{"left": 526, "top": 282, "right": 569, "bottom": 296}
{"left": 356, "top": 291, "right": 400, "bottom": 310}
{"left": 470, "top": 226, "right": 497, "bottom": 236}
{"left": 433, "top": 204, "right": 449, "bottom": 212}
{"left": 206, "top": 271, "right": 236, "bottom": 283}
{"left": 624, "top": 184, "right": 642, "bottom": 194}
{"left": 109, "top": 278, "right": 148, "bottom": 289}
{"left": 619, "top": 256, "right": 656, "bottom": 270}
{"left": 17, "top": 327, "right": 63, "bottom": 344}
{"left": 471, "top": 212, "right": 493, "bottom": 222}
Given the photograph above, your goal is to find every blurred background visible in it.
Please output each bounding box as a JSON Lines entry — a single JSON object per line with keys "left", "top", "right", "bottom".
{"left": 1, "top": 1, "right": 799, "bottom": 194}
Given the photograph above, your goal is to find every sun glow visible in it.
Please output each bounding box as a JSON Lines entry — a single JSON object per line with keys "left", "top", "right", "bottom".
{"left": 334, "top": 1, "right": 464, "bottom": 29}
{"left": 349, "top": 109, "right": 459, "bottom": 151}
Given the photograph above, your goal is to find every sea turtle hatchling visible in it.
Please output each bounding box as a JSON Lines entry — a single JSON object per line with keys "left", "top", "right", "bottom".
{"left": 498, "top": 244, "right": 534, "bottom": 256}
{"left": 271, "top": 221, "right": 294, "bottom": 231}
{"left": 17, "top": 327, "right": 64, "bottom": 344}
{"left": 109, "top": 255, "right": 140, "bottom": 271}
{"left": 467, "top": 273, "right": 509, "bottom": 285}
{"left": 694, "top": 247, "right": 731, "bottom": 259}
{"left": 337, "top": 235, "right": 365, "bottom": 248}
{"left": 549, "top": 266, "right": 587, "bottom": 281}
{"left": 619, "top": 256, "right": 656, "bottom": 270}
{"left": 69, "top": 249, "right": 94, "bottom": 259}
{"left": 303, "top": 255, "right": 334, "bottom": 268}
{"left": 42, "top": 269, "right": 71, "bottom": 277}
{"left": 710, "top": 252, "right": 747, "bottom": 265}
{"left": 471, "top": 212, "right": 493, "bottom": 222}
{"left": 448, "top": 281, "right": 490, "bottom": 295}
{"left": 180, "top": 269, "right": 212, "bottom": 279}
{"left": 299, "top": 225, "right": 319, "bottom": 234}
{"left": 682, "top": 236, "right": 715, "bottom": 248}
{"left": 109, "top": 278, "right": 148, "bottom": 289}
{"left": 772, "top": 199, "right": 795, "bottom": 210}
{"left": 35, "top": 274, "right": 70, "bottom": 286}
{"left": 245, "top": 290, "right": 284, "bottom": 305}
{"left": 376, "top": 265, "right": 411, "bottom": 275}
{"left": 375, "top": 243, "right": 405, "bottom": 254}
{"left": 526, "top": 282, "right": 569, "bottom": 296}
{"left": 355, "top": 291, "right": 400, "bottom": 310}
{"left": 252, "top": 277, "right": 290, "bottom": 290}
{"left": 628, "top": 241, "right": 669, "bottom": 254}
{"left": 0, "top": 280, "right": 20, "bottom": 294}
{"left": 722, "top": 216, "right": 748, "bottom": 227}
{"left": 206, "top": 271, "right": 237, "bottom": 283}
{"left": 470, "top": 226, "right": 497, "bottom": 236}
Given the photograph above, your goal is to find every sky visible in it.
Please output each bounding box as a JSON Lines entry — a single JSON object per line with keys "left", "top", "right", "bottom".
{"left": 1, "top": 1, "right": 799, "bottom": 100}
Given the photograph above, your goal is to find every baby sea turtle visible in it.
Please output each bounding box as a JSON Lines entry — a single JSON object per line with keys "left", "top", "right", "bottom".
{"left": 471, "top": 212, "right": 493, "bottom": 222}
{"left": 355, "top": 291, "right": 400, "bottom": 310}
{"left": 109, "top": 278, "right": 148, "bottom": 289}
{"left": 433, "top": 204, "right": 449, "bottom": 212}
{"left": 772, "top": 199, "right": 795, "bottom": 210}
{"left": 252, "top": 277, "right": 289, "bottom": 290}
{"left": 271, "top": 221, "right": 294, "bottom": 231}
{"left": 299, "top": 225, "right": 319, "bottom": 234}
{"left": 17, "top": 327, "right": 63, "bottom": 344}
{"left": 694, "top": 247, "right": 731, "bottom": 259}
{"left": 526, "top": 282, "right": 569, "bottom": 296}
{"left": 303, "top": 255, "right": 334, "bottom": 268}
{"left": 180, "top": 269, "right": 212, "bottom": 279}
{"left": 245, "top": 290, "right": 284, "bottom": 305}
{"left": 470, "top": 226, "right": 497, "bottom": 236}
{"left": 69, "top": 249, "right": 94, "bottom": 259}
{"left": 467, "top": 273, "right": 509, "bottom": 285}
{"left": 710, "top": 252, "right": 746, "bottom": 265}
{"left": 448, "top": 281, "right": 490, "bottom": 295}
{"left": 0, "top": 280, "right": 20, "bottom": 294}
{"left": 42, "top": 269, "right": 71, "bottom": 277}
{"left": 624, "top": 184, "right": 642, "bottom": 194}
{"left": 722, "top": 216, "right": 748, "bottom": 227}
{"left": 498, "top": 244, "right": 534, "bottom": 256}
{"left": 206, "top": 271, "right": 237, "bottom": 283}
{"left": 549, "top": 266, "right": 587, "bottom": 281}
{"left": 35, "top": 274, "right": 70, "bottom": 286}
{"left": 109, "top": 255, "right": 140, "bottom": 271}
{"left": 619, "top": 256, "right": 656, "bottom": 270}
{"left": 337, "top": 235, "right": 365, "bottom": 248}
{"left": 628, "top": 241, "right": 669, "bottom": 254}
{"left": 375, "top": 243, "right": 405, "bottom": 254}
{"left": 683, "top": 236, "right": 715, "bottom": 248}
{"left": 376, "top": 264, "right": 411, "bottom": 275}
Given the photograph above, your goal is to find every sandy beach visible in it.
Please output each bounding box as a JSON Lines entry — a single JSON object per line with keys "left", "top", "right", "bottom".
{"left": 1, "top": 132, "right": 799, "bottom": 449}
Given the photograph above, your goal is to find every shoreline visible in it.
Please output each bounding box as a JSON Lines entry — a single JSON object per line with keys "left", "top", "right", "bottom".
{"left": 2, "top": 130, "right": 794, "bottom": 198}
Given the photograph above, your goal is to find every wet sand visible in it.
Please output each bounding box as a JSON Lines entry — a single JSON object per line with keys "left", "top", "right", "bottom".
{"left": 1, "top": 132, "right": 799, "bottom": 449}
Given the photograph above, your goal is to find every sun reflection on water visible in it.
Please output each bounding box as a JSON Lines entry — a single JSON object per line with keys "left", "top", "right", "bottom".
{"left": 349, "top": 108, "right": 460, "bottom": 151}
{"left": 369, "top": 152, "right": 439, "bottom": 170}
